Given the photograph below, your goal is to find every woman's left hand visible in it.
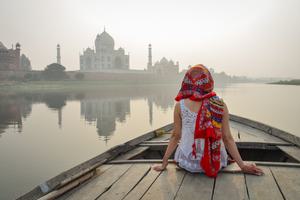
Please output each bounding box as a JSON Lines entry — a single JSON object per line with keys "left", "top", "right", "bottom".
{"left": 241, "top": 163, "right": 264, "bottom": 176}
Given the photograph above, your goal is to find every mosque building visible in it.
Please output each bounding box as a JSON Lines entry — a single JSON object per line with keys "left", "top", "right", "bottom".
{"left": 80, "top": 29, "right": 129, "bottom": 71}
{"left": 146, "top": 44, "right": 179, "bottom": 74}
{"left": 0, "top": 41, "right": 31, "bottom": 71}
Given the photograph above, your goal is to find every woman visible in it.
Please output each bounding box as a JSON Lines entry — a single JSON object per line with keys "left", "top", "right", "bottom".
{"left": 153, "top": 64, "right": 263, "bottom": 176}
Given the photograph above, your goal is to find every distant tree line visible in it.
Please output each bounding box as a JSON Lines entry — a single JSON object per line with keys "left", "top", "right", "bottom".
{"left": 270, "top": 79, "right": 300, "bottom": 86}
{"left": 22, "top": 63, "right": 85, "bottom": 81}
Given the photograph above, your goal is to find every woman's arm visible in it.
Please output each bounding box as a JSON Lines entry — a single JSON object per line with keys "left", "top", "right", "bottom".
{"left": 222, "top": 103, "right": 264, "bottom": 175}
{"left": 153, "top": 102, "right": 182, "bottom": 171}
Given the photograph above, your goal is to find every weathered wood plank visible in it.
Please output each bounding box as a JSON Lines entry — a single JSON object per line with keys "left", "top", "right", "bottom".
{"left": 231, "top": 121, "right": 288, "bottom": 144}
{"left": 115, "top": 146, "right": 149, "bottom": 160}
{"left": 62, "top": 164, "right": 132, "bottom": 200}
{"left": 97, "top": 164, "right": 151, "bottom": 200}
{"left": 271, "top": 167, "right": 300, "bottom": 200}
{"left": 213, "top": 173, "right": 248, "bottom": 200}
{"left": 109, "top": 159, "right": 300, "bottom": 167}
{"left": 175, "top": 172, "right": 214, "bottom": 200}
{"left": 122, "top": 167, "right": 162, "bottom": 200}
{"left": 140, "top": 164, "right": 185, "bottom": 200}
{"left": 109, "top": 159, "right": 175, "bottom": 164}
{"left": 277, "top": 146, "right": 300, "bottom": 162}
{"left": 230, "top": 114, "right": 300, "bottom": 147}
{"left": 53, "top": 165, "right": 113, "bottom": 200}
{"left": 230, "top": 127, "right": 240, "bottom": 141}
{"left": 149, "top": 133, "right": 171, "bottom": 141}
{"left": 245, "top": 167, "right": 283, "bottom": 200}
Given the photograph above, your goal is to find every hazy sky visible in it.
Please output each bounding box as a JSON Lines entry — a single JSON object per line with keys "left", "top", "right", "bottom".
{"left": 1, "top": 0, "right": 299, "bottom": 78}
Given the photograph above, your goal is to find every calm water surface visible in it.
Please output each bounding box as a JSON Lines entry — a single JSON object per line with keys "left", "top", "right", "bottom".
{"left": 0, "top": 83, "right": 299, "bottom": 199}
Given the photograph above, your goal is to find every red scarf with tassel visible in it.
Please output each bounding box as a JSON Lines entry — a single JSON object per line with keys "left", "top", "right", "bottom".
{"left": 175, "top": 64, "right": 224, "bottom": 177}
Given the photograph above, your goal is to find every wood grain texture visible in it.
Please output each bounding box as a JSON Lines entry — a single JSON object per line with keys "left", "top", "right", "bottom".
{"left": 245, "top": 167, "right": 283, "bottom": 200}
{"left": 123, "top": 166, "right": 162, "bottom": 200}
{"left": 175, "top": 172, "right": 214, "bottom": 200}
{"left": 271, "top": 167, "right": 300, "bottom": 200}
{"left": 213, "top": 173, "right": 249, "bottom": 200}
{"left": 140, "top": 164, "right": 185, "bottom": 200}
{"left": 97, "top": 164, "right": 151, "bottom": 200}
{"left": 62, "top": 164, "right": 132, "bottom": 200}
{"left": 277, "top": 146, "right": 300, "bottom": 162}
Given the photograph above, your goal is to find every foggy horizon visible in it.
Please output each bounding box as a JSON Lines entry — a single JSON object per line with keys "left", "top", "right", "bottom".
{"left": 1, "top": 0, "right": 300, "bottom": 78}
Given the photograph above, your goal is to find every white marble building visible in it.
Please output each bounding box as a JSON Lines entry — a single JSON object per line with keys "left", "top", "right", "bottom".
{"left": 80, "top": 29, "right": 129, "bottom": 71}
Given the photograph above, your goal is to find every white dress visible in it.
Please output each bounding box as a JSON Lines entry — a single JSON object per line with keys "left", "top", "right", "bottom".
{"left": 174, "top": 99, "right": 228, "bottom": 173}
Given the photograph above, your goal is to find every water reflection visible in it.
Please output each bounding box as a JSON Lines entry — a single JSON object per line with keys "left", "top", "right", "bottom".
{"left": 81, "top": 98, "right": 130, "bottom": 141}
{"left": 43, "top": 93, "right": 68, "bottom": 128}
{"left": 0, "top": 85, "right": 178, "bottom": 139}
{"left": 0, "top": 93, "right": 32, "bottom": 135}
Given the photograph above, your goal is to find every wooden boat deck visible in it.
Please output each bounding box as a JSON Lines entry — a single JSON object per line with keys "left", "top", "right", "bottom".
{"left": 18, "top": 115, "right": 300, "bottom": 200}
{"left": 56, "top": 163, "right": 300, "bottom": 200}
{"left": 55, "top": 120, "right": 300, "bottom": 200}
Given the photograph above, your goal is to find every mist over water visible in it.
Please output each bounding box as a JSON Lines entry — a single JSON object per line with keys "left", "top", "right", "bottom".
{"left": 0, "top": 83, "right": 299, "bottom": 199}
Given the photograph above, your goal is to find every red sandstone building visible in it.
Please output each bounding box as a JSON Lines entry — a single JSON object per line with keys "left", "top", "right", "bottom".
{"left": 0, "top": 41, "right": 31, "bottom": 71}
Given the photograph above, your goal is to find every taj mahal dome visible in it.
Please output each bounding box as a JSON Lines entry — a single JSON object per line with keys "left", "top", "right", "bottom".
{"left": 80, "top": 29, "right": 129, "bottom": 71}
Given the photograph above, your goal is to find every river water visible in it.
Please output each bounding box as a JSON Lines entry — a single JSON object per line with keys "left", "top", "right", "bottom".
{"left": 0, "top": 83, "right": 299, "bottom": 199}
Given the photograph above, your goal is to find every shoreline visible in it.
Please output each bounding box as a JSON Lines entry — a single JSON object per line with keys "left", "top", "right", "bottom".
{"left": 0, "top": 80, "right": 180, "bottom": 92}
{"left": 269, "top": 79, "right": 300, "bottom": 86}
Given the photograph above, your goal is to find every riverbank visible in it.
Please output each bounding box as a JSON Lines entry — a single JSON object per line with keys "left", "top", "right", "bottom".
{"left": 0, "top": 80, "right": 180, "bottom": 92}
{"left": 269, "top": 79, "right": 300, "bottom": 85}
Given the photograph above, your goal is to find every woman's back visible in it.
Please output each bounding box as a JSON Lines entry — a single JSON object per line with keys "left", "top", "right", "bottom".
{"left": 174, "top": 99, "right": 228, "bottom": 172}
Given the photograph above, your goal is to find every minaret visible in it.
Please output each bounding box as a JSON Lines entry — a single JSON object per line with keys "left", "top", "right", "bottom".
{"left": 57, "top": 44, "right": 61, "bottom": 64}
{"left": 147, "top": 44, "right": 152, "bottom": 71}
{"left": 15, "top": 43, "right": 21, "bottom": 69}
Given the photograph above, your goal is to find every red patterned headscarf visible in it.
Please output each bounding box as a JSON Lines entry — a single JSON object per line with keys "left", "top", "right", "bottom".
{"left": 175, "top": 64, "right": 224, "bottom": 177}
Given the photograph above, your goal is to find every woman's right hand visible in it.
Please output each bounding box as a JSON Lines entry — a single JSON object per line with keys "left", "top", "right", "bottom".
{"left": 241, "top": 163, "right": 264, "bottom": 176}
{"left": 152, "top": 161, "right": 168, "bottom": 171}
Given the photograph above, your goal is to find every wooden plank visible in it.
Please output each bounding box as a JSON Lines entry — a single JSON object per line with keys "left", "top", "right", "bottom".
{"left": 122, "top": 167, "right": 162, "bottom": 200}
{"left": 245, "top": 167, "right": 283, "bottom": 200}
{"left": 54, "top": 165, "right": 113, "bottom": 200}
{"left": 230, "top": 114, "right": 300, "bottom": 147}
{"left": 149, "top": 133, "right": 171, "bottom": 141}
{"left": 109, "top": 159, "right": 175, "bottom": 164}
{"left": 213, "top": 173, "right": 248, "bottom": 200}
{"left": 230, "top": 127, "right": 240, "bottom": 142}
{"left": 115, "top": 146, "right": 149, "bottom": 160}
{"left": 141, "top": 164, "right": 185, "bottom": 200}
{"left": 175, "top": 172, "right": 214, "bottom": 200}
{"left": 277, "top": 146, "right": 300, "bottom": 162}
{"left": 142, "top": 140, "right": 169, "bottom": 144}
{"left": 62, "top": 164, "right": 132, "bottom": 200}
{"left": 39, "top": 172, "right": 95, "bottom": 200}
{"left": 97, "top": 164, "right": 151, "bottom": 200}
{"left": 271, "top": 167, "right": 300, "bottom": 200}
{"left": 231, "top": 121, "right": 288, "bottom": 144}
{"left": 109, "top": 159, "right": 300, "bottom": 167}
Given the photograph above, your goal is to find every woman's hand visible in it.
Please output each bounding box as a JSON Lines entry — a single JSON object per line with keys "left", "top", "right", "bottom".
{"left": 152, "top": 160, "right": 168, "bottom": 172}
{"left": 241, "top": 163, "right": 264, "bottom": 176}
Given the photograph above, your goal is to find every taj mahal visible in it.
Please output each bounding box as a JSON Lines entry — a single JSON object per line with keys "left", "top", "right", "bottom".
{"left": 80, "top": 29, "right": 129, "bottom": 71}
